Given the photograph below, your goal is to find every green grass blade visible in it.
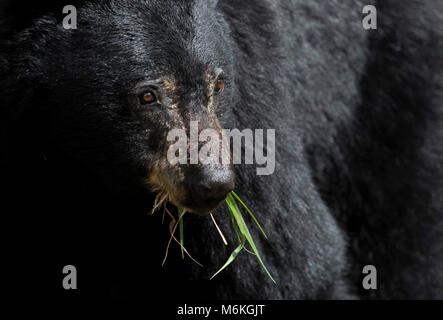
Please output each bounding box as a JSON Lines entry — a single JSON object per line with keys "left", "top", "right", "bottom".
{"left": 210, "top": 233, "right": 245, "bottom": 280}
{"left": 226, "top": 193, "right": 276, "bottom": 283}
{"left": 228, "top": 203, "right": 254, "bottom": 255}
{"left": 178, "top": 205, "right": 184, "bottom": 259}
{"left": 229, "top": 205, "right": 255, "bottom": 256}
{"left": 172, "top": 191, "right": 273, "bottom": 282}
{"left": 211, "top": 200, "right": 248, "bottom": 279}
{"left": 243, "top": 245, "right": 256, "bottom": 256}
{"left": 232, "top": 191, "right": 268, "bottom": 239}
{"left": 230, "top": 208, "right": 241, "bottom": 243}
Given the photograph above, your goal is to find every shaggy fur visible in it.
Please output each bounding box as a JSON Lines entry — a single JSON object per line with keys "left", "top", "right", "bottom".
{"left": 1, "top": 0, "right": 442, "bottom": 300}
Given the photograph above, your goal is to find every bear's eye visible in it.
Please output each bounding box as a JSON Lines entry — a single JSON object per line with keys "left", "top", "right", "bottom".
{"left": 214, "top": 78, "right": 224, "bottom": 94}
{"left": 139, "top": 90, "right": 157, "bottom": 105}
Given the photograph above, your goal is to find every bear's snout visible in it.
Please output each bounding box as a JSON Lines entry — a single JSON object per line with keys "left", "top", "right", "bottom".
{"left": 185, "top": 165, "right": 235, "bottom": 215}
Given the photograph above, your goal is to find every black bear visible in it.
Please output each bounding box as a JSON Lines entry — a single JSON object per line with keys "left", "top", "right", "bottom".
{"left": 1, "top": 0, "right": 442, "bottom": 300}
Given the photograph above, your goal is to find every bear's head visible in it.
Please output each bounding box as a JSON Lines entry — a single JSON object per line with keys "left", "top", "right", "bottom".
{"left": 1, "top": 0, "right": 236, "bottom": 215}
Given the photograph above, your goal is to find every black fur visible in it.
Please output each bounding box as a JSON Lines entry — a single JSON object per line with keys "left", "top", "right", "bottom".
{"left": 1, "top": 0, "right": 442, "bottom": 300}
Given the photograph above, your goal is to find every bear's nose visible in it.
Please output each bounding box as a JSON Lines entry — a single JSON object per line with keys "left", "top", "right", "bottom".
{"left": 194, "top": 178, "right": 234, "bottom": 203}
{"left": 187, "top": 166, "right": 235, "bottom": 214}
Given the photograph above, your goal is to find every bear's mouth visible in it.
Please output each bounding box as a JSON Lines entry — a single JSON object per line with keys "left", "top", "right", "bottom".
{"left": 180, "top": 198, "right": 226, "bottom": 216}
{"left": 146, "top": 163, "right": 234, "bottom": 216}
{"left": 150, "top": 189, "right": 224, "bottom": 216}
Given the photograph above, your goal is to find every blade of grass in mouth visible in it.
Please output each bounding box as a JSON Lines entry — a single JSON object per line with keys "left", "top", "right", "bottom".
{"left": 232, "top": 191, "right": 268, "bottom": 239}
{"left": 218, "top": 193, "right": 275, "bottom": 283}
{"left": 172, "top": 192, "right": 275, "bottom": 283}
